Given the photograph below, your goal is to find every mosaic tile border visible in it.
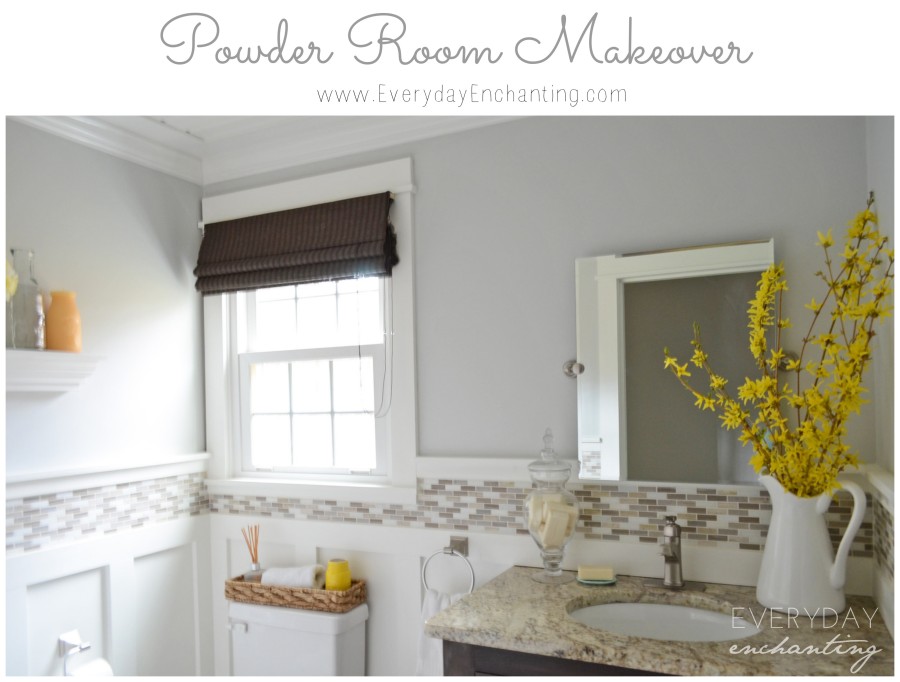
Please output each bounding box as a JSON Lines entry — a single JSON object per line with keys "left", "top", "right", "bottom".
{"left": 873, "top": 497, "right": 894, "bottom": 580}
{"left": 6, "top": 472, "right": 208, "bottom": 554}
{"left": 6, "top": 472, "right": 884, "bottom": 564}
{"left": 209, "top": 478, "right": 874, "bottom": 558}
{"left": 576, "top": 482, "right": 873, "bottom": 558}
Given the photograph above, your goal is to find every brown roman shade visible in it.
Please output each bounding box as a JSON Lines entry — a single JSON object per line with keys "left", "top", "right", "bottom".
{"left": 194, "top": 191, "right": 397, "bottom": 295}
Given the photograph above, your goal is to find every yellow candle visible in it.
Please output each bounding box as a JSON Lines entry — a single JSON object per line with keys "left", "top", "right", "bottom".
{"left": 325, "top": 559, "right": 351, "bottom": 591}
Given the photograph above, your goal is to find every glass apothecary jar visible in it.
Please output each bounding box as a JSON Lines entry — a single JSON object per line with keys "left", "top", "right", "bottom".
{"left": 525, "top": 428, "right": 579, "bottom": 584}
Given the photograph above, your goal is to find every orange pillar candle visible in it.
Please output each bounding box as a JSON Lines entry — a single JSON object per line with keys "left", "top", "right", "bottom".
{"left": 45, "top": 290, "right": 82, "bottom": 352}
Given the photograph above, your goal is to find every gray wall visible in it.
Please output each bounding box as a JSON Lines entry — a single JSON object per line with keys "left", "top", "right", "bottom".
{"left": 8, "top": 117, "right": 887, "bottom": 476}
{"left": 5, "top": 120, "right": 205, "bottom": 475}
{"left": 866, "top": 118, "right": 894, "bottom": 473}
{"left": 209, "top": 116, "right": 884, "bottom": 467}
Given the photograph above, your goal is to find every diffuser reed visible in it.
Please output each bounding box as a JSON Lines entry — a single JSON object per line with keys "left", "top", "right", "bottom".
{"left": 241, "top": 524, "right": 263, "bottom": 582}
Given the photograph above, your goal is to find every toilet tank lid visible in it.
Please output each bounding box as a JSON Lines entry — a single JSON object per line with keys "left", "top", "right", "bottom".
{"left": 228, "top": 601, "right": 368, "bottom": 634}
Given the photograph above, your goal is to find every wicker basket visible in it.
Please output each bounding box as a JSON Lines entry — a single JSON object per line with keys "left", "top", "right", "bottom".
{"left": 225, "top": 575, "right": 367, "bottom": 613}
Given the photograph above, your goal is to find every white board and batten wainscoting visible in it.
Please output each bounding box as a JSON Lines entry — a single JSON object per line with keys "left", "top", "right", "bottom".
{"left": 5, "top": 458, "right": 214, "bottom": 676}
{"left": 6, "top": 458, "right": 888, "bottom": 675}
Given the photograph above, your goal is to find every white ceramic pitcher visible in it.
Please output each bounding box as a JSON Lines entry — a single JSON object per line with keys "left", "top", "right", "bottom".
{"left": 756, "top": 475, "right": 866, "bottom": 614}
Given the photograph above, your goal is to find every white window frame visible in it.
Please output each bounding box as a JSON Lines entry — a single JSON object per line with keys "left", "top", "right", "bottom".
{"left": 201, "top": 159, "right": 417, "bottom": 503}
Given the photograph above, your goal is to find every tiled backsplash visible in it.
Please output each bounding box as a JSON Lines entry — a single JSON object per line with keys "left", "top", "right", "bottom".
{"left": 874, "top": 496, "right": 894, "bottom": 579}
{"left": 210, "top": 478, "right": 875, "bottom": 558}
{"left": 6, "top": 473, "right": 208, "bottom": 554}
{"left": 6, "top": 473, "right": 886, "bottom": 566}
{"left": 576, "top": 481, "right": 873, "bottom": 557}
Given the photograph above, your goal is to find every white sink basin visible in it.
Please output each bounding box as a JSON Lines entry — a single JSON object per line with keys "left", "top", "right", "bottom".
{"left": 569, "top": 602, "right": 760, "bottom": 642}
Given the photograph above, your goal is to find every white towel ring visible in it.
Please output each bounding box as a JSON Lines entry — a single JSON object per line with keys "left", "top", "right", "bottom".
{"left": 422, "top": 548, "right": 476, "bottom": 594}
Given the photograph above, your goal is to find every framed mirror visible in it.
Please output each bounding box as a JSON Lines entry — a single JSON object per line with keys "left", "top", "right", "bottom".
{"left": 575, "top": 239, "right": 774, "bottom": 483}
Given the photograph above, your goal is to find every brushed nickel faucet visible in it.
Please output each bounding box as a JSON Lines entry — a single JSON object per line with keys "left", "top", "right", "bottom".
{"left": 660, "top": 515, "right": 685, "bottom": 588}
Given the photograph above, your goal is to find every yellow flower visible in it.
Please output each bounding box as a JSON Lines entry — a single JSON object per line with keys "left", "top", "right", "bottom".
{"left": 719, "top": 401, "right": 747, "bottom": 429}
{"left": 709, "top": 374, "right": 727, "bottom": 390}
{"left": 693, "top": 393, "right": 716, "bottom": 411}
{"left": 691, "top": 347, "right": 708, "bottom": 367}
{"left": 5, "top": 258, "right": 18, "bottom": 303}
{"left": 662, "top": 198, "right": 893, "bottom": 497}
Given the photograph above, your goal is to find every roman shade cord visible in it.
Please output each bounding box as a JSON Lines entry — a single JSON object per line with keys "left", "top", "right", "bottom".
{"left": 373, "top": 276, "right": 394, "bottom": 419}
{"left": 194, "top": 191, "right": 398, "bottom": 295}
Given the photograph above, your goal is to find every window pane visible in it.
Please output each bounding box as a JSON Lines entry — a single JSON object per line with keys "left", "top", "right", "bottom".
{"left": 290, "top": 360, "right": 332, "bottom": 412}
{"left": 334, "top": 414, "right": 376, "bottom": 471}
{"left": 297, "top": 281, "right": 336, "bottom": 298}
{"left": 251, "top": 415, "right": 292, "bottom": 467}
{"left": 332, "top": 357, "right": 374, "bottom": 412}
{"left": 337, "top": 277, "right": 378, "bottom": 293}
{"left": 297, "top": 296, "right": 337, "bottom": 348}
{"left": 250, "top": 363, "right": 290, "bottom": 413}
{"left": 250, "top": 279, "right": 384, "bottom": 351}
{"left": 337, "top": 290, "right": 382, "bottom": 344}
{"left": 255, "top": 299, "right": 296, "bottom": 350}
{"left": 256, "top": 285, "right": 296, "bottom": 302}
{"left": 292, "top": 414, "right": 334, "bottom": 468}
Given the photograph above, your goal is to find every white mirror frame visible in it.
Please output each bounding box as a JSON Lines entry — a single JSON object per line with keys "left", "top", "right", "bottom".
{"left": 575, "top": 239, "right": 775, "bottom": 481}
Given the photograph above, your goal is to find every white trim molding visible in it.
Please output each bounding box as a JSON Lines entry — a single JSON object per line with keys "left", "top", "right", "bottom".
{"left": 205, "top": 477, "right": 416, "bottom": 505}
{"left": 6, "top": 452, "right": 210, "bottom": 499}
{"left": 863, "top": 463, "right": 894, "bottom": 507}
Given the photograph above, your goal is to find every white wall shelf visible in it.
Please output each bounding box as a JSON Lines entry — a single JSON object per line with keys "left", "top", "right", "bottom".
{"left": 6, "top": 349, "right": 102, "bottom": 393}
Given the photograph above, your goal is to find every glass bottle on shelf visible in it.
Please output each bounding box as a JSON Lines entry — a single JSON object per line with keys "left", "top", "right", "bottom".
{"left": 6, "top": 248, "right": 45, "bottom": 350}
{"left": 525, "top": 428, "right": 579, "bottom": 584}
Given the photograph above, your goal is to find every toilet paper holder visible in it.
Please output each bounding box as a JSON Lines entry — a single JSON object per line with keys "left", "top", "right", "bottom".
{"left": 58, "top": 630, "right": 91, "bottom": 676}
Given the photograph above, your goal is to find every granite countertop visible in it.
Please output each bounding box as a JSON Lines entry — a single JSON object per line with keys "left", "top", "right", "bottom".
{"left": 425, "top": 566, "right": 894, "bottom": 676}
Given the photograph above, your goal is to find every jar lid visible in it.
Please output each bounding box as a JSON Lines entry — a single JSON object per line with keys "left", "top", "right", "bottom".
{"left": 528, "top": 428, "right": 572, "bottom": 483}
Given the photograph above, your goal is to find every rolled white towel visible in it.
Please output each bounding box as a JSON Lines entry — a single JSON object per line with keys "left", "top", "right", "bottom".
{"left": 261, "top": 565, "right": 326, "bottom": 589}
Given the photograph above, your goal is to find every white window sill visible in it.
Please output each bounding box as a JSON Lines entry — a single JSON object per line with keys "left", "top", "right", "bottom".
{"left": 204, "top": 477, "right": 417, "bottom": 505}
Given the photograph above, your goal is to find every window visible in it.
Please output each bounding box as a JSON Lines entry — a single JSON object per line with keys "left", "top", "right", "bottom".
{"left": 237, "top": 278, "right": 391, "bottom": 478}
{"left": 200, "top": 159, "right": 417, "bottom": 497}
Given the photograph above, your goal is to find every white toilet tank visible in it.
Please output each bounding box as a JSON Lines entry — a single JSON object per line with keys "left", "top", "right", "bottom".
{"left": 228, "top": 601, "right": 368, "bottom": 676}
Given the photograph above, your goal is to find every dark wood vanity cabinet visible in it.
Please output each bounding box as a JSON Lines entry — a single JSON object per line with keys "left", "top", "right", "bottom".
{"left": 443, "top": 641, "right": 662, "bottom": 676}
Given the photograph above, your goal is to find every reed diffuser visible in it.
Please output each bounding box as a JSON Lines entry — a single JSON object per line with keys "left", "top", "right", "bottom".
{"left": 241, "top": 524, "right": 263, "bottom": 583}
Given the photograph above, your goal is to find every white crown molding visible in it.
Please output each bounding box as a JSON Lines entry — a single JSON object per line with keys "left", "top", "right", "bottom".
{"left": 11, "top": 115, "right": 518, "bottom": 187}
{"left": 12, "top": 116, "right": 204, "bottom": 184}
